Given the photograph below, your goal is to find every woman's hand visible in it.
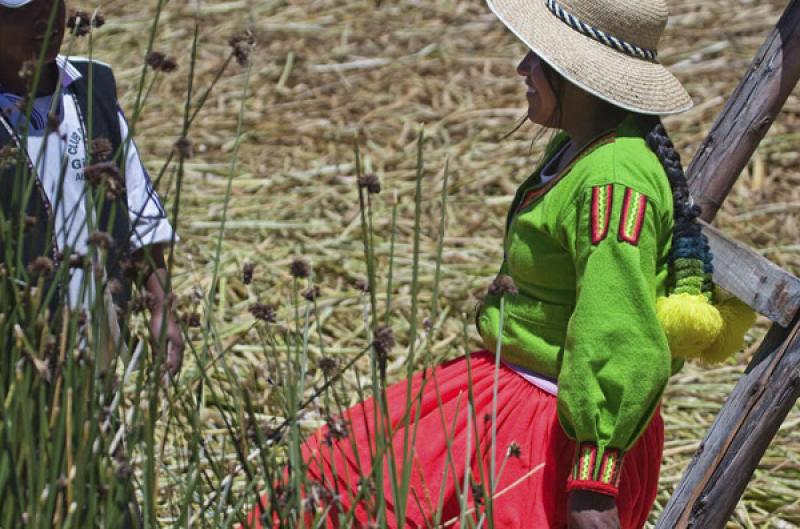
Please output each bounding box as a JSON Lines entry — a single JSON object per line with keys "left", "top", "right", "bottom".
{"left": 567, "top": 490, "right": 621, "bottom": 529}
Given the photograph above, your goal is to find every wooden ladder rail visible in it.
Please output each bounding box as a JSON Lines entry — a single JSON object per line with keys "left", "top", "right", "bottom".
{"left": 654, "top": 1, "right": 800, "bottom": 527}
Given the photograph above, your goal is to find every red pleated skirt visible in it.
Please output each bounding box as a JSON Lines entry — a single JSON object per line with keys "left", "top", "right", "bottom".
{"left": 244, "top": 351, "right": 663, "bottom": 529}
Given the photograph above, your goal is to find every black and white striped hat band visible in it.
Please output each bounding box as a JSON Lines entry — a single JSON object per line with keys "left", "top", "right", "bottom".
{"left": 545, "top": 0, "right": 659, "bottom": 62}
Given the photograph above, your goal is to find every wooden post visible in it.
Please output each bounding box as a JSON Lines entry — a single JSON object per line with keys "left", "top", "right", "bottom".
{"left": 687, "top": 0, "right": 800, "bottom": 222}
{"left": 656, "top": 317, "right": 800, "bottom": 528}
{"left": 655, "top": 1, "right": 800, "bottom": 527}
{"left": 704, "top": 221, "right": 800, "bottom": 327}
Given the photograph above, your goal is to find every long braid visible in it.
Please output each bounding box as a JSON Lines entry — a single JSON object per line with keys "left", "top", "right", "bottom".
{"left": 636, "top": 115, "right": 714, "bottom": 302}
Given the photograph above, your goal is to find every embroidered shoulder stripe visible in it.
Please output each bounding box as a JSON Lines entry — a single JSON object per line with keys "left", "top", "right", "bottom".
{"left": 590, "top": 185, "right": 613, "bottom": 245}
{"left": 618, "top": 188, "right": 648, "bottom": 245}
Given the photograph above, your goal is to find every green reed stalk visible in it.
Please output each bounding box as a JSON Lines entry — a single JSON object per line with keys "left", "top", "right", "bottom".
{"left": 384, "top": 192, "right": 398, "bottom": 325}
{"left": 390, "top": 128, "right": 426, "bottom": 529}
{"left": 487, "top": 295, "right": 506, "bottom": 529}
{"left": 431, "top": 159, "right": 450, "bottom": 322}
{"left": 355, "top": 145, "right": 379, "bottom": 325}
{"left": 126, "top": 0, "right": 168, "bottom": 144}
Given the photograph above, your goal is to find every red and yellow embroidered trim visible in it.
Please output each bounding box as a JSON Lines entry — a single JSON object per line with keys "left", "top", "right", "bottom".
{"left": 590, "top": 185, "right": 613, "bottom": 245}
{"left": 571, "top": 442, "right": 624, "bottom": 488}
{"left": 618, "top": 188, "right": 648, "bottom": 245}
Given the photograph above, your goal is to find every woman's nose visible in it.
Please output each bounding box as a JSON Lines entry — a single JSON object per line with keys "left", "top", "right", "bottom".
{"left": 516, "top": 51, "right": 537, "bottom": 77}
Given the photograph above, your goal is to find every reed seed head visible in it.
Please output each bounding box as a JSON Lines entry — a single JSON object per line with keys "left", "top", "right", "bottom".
{"left": 318, "top": 357, "right": 337, "bottom": 375}
{"left": 84, "top": 162, "right": 124, "bottom": 200}
{"left": 115, "top": 460, "right": 132, "bottom": 480}
{"left": 87, "top": 231, "right": 114, "bottom": 250}
{"left": 488, "top": 274, "right": 518, "bottom": 296}
{"left": 26, "top": 256, "right": 54, "bottom": 278}
{"left": 145, "top": 51, "right": 179, "bottom": 73}
{"left": 90, "top": 138, "right": 112, "bottom": 162}
{"left": 249, "top": 303, "right": 277, "bottom": 323}
{"left": 289, "top": 259, "right": 311, "bottom": 279}
{"left": 358, "top": 476, "right": 375, "bottom": 493}
{"left": 67, "top": 11, "right": 93, "bottom": 37}
{"left": 68, "top": 254, "right": 87, "bottom": 269}
{"left": 182, "top": 312, "right": 202, "bottom": 328}
{"left": 372, "top": 324, "right": 395, "bottom": 356}
{"left": 470, "top": 479, "right": 485, "bottom": 505}
{"left": 145, "top": 51, "right": 164, "bottom": 69}
{"left": 354, "top": 277, "right": 370, "bottom": 293}
{"left": 175, "top": 136, "right": 193, "bottom": 158}
{"left": 130, "top": 291, "right": 154, "bottom": 314}
{"left": 309, "top": 481, "right": 334, "bottom": 505}
{"left": 229, "top": 30, "right": 256, "bottom": 66}
{"left": 242, "top": 262, "right": 256, "bottom": 285}
{"left": 324, "top": 416, "right": 349, "bottom": 445}
{"left": 358, "top": 173, "right": 381, "bottom": 194}
{"left": 303, "top": 285, "right": 321, "bottom": 302}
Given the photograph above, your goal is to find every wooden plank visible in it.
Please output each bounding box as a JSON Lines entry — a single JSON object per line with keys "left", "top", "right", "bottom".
{"left": 655, "top": 315, "right": 800, "bottom": 528}
{"left": 687, "top": 0, "right": 800, "bottom": 222}
{"left": 704, "top": 221, "right": 800, "bottom": 327}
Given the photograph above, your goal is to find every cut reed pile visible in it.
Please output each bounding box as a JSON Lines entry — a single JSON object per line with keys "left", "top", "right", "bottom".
{"left": 76, "top": 0, "right": 800, "bottom": 526}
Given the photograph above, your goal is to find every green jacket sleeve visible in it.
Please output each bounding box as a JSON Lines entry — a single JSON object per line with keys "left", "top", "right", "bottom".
{"left": 558, "top": 183, "right": 671, "bottom": 497}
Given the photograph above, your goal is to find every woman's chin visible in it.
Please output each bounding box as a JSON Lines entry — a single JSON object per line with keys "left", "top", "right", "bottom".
{"left": 527, "top": 110, "right": 551, "bottom": 127}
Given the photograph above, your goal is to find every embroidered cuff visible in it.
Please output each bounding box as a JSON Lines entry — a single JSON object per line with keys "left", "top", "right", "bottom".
{"left": 566, "top": 442, "right": 625, "bottom": 497}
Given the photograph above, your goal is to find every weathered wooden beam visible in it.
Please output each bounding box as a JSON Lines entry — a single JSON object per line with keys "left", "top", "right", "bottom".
{"left": 687, "top": 0, "right": 800, "bottom": 222}
{"left": 655, "top": 315, "right": 800, "bottom": 529}
{"left": 656, "top": 1, "right": 800, "bottom": 527}
{"left": 704, "top": 222, "right": 800, "bottom": 327}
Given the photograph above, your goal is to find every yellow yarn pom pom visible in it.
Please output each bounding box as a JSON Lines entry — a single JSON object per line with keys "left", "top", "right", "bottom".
{"left": 656, "top": 293, "right": 724, "bottom": 359}
{"left": 699, "top": 288, "right": 757, "bottom": 364}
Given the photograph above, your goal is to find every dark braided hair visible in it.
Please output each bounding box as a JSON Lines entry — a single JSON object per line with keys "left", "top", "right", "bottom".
{"left": 636, "top": 115, "right": 714, "bottom": 301}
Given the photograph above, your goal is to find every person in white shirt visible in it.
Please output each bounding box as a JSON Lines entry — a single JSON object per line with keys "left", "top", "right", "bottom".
{"left": 0, "top": 0, "right": 183, "bottom": 375}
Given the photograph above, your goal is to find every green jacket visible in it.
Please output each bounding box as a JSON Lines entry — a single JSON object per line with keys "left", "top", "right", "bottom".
{"left": 478, "top": 116, "right": 674, "bottom": 494}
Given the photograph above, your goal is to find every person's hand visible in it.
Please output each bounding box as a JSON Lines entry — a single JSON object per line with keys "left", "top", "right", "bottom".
{"left": 140, "top": 249, "right": 184, "bottom": 377}
{"left": 567, "top": 490, "right": 620, "bottom": 529}
{"left": 148, "top": 301, "right": 184, "bottom": 376}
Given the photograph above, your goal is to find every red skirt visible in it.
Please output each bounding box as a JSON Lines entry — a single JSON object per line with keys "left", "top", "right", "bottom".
{"left": 245, "top": 351, "right": 663, "bottom": 529}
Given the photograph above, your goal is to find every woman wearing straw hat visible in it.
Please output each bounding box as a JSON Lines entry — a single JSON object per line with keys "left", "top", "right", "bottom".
{"left": 246, "top": 0, "right": 754, "bottom": 527}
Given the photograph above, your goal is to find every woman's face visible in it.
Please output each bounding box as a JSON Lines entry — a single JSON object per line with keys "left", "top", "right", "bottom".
{"left": 517, "top": 51, "right": 558, "bottom": 127}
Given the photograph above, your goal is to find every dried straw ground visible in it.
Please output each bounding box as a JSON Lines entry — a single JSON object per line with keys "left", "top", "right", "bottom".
{"left": 81, "top": 0, "right": 799, "bottom": 526}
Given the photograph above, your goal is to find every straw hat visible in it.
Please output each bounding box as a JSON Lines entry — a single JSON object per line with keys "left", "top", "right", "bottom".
{"left": 487, "top": 0, "right": 693, "bottom": 115}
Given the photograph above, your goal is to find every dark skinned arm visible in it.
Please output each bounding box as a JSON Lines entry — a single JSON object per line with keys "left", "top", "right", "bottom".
{"left": 133, "top": 244, "right": 183, "bottom": 376}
